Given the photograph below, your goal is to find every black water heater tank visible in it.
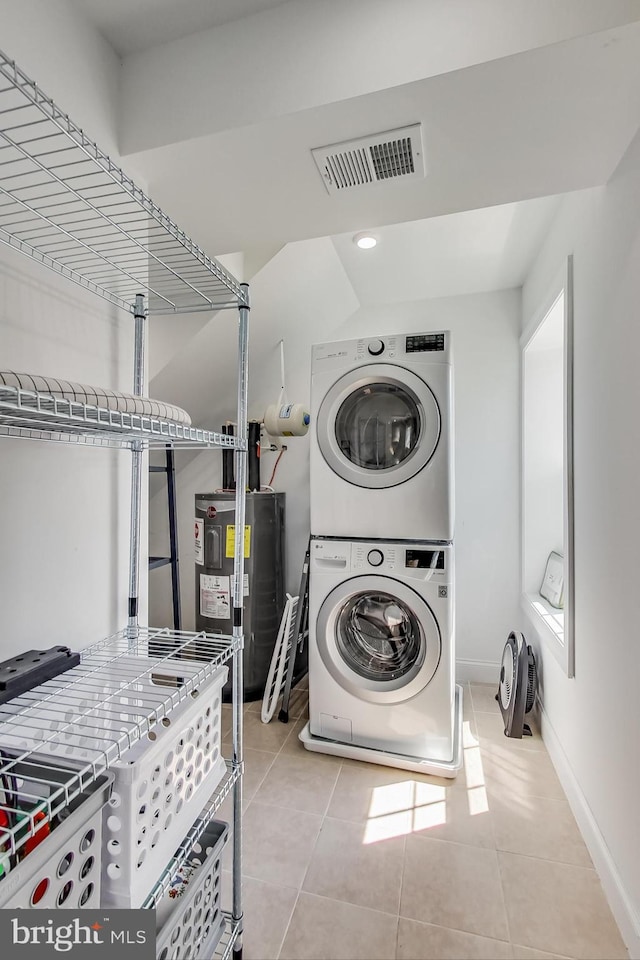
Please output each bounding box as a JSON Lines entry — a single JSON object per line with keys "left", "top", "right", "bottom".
{"left": 194, "top": 491, "right": 285, "bottom": 701}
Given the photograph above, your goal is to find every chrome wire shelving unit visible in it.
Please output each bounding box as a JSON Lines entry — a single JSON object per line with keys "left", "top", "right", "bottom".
{"left": 0, "top": 47, "right": 249, "bottom": 960}
{"left": 0, "top": 49, "right": 247, "bottom": 315}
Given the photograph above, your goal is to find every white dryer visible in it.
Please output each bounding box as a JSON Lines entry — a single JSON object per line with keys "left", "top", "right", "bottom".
{"left": 310, "top": 331, "right": 453, "bottom": 542}
{"left": 300, "top": 538, "right": 462, "bottom": 776}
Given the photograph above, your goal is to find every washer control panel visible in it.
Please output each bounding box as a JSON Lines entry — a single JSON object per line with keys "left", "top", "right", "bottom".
{"left": 312, "top": 540, "right": 451, "bottom": 582}
{"left": 353, "top": 543, "right": 398, "bottom": 571}
{"left": 311, "top": 539, "right": 352, "bottom": 569}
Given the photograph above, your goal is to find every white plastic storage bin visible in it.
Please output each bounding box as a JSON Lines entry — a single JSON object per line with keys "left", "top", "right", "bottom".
{"left": 0, "top": 772, "right": 113, "bottom": 909}
{"left": 101, "top": 664, "right": 227, "bottom": 908}
{"left": 156, "top": 820, "right": 227, "bottom": 960}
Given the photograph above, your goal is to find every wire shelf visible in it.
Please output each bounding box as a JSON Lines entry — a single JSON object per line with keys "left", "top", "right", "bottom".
{"left": 0, "top": 627, "right": 241, "bottom": 859}
{"left": 142, "top": 762, "right": 240, "bottom": 910}
{"left": 0, "top": 383, "right": 247, "bottom": 450}
{"left": 0, "top": 49, "right": 247, "bottom": 315}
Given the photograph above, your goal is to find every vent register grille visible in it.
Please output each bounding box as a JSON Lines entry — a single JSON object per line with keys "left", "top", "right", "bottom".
{"left": 312, "top": 124, "right": 425, "bottom": 194}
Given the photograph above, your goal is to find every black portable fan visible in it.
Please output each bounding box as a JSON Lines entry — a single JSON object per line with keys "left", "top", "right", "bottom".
{"left": 496, "top": 631, "right": 538, "bottom": 738}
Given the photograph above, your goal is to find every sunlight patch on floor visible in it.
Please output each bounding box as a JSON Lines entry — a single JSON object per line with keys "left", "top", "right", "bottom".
{"left": 362, "top": 718, "right": 490, "bottom": 843}
{"left": 363, "top": 780, "right": 447, "bottom": 844}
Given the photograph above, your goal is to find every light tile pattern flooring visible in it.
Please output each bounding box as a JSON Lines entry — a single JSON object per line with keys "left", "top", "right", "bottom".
{"left": 219, "top": 683, "right": 628, "bottom": 960}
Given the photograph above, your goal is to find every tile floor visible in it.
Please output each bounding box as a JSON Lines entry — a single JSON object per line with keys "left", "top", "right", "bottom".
{"left": 218, "top": 683, "right": 628, "bottom": 960}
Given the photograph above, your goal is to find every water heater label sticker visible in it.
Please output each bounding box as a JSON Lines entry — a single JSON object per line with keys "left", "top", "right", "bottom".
{"left": 225, "top": 525, "right": 251, "bottom": 558}
{"left": 279, "top": 403, "right": 293, "bottom": 418}
{"left": 200, "top": 574, "right": 230, "bottom": 619}
{"left": 194, "top": 518, "right": 204, "bottom": 565}
{"left": 230, "top": 573, "right": 250, "bottom": 597}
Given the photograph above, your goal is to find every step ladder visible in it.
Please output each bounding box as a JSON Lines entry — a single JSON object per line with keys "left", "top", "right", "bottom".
{"left": 149, "top": 446, "right": 181, "bottom": 631}
{"left": 278, "top": 539, "right": 310, "bottom": 722}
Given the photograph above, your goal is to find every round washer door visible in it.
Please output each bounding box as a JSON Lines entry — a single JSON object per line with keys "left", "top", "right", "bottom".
{"left": 317, "top": 363, "right": 440, "bottom": 489}
{"left": 316, "top": 575, "right": 441, "bottom": 705}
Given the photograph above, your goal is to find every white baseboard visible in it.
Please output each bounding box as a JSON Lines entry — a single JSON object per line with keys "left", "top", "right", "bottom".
{"left": 539, "top": 699, "right": 640, "bottom": 959}
{"left": 455, "top": 658, "right": 500, "bottom": 684}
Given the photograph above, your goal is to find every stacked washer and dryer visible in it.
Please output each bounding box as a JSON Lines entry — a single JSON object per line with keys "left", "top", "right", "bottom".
{"left": 299, "top": 331, "right": 463, "bottom": 775}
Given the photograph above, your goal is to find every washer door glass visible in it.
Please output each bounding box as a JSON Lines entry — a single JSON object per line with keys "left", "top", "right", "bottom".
{"left": 337, "top": 591, "right": 423, "bottom": 681}
{"left": 316, "top": 575, "right": 442, "bottom": 704}
{"left": 335, "top": 384, "right": 420, "bottom": 470}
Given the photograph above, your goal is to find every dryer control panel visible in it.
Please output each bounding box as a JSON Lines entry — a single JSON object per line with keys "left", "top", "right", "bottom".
{"left": 312, "top": 330, "right": 451, "bottom": 369}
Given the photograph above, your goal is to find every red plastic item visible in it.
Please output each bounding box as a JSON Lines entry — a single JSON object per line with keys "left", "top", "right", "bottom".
{"left": 23, "top": 811, "right": 50, "bottom": 856}
{"left": 0, "top": 808, "right": 10, "bottom": 852}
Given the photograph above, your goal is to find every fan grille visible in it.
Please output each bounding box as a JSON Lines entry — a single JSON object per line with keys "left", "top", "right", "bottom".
{"left": 525, "top": 652, "right": 537, "bottom": 713}
{"left": 499, "top": 644, "right": 515, "bottom": 709}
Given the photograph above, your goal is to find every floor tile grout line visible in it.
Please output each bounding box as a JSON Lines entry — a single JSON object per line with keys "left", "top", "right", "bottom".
{"left": 245, "top": 797, "right": 325, "bottom": 818}
{"left": 278, "top": 891, "right": 404, "bottom": 959}
{"left": 395, "top": 833, "right": 407, "bottom": 921}
{"left": 493, "top": 825, "right": 515, "bottom": 949}
{"left": 275, "top": 887, "right": 302, "bottom": 960}
{"left": 493, "top": 846, "right": 598, "bottom": 873}
{"left": 396, "top": 910, "right": 512, "bottom": 948}
{"left": 393, "top": 913, "right": 401, "bottom": 960}
{"left": 298, "top": 787, "right": 333, "bottom": 899}
{"left": 277, "top": 784, "right": 330, "bottom": 960}
{"left": 511, "top": 945, "right": 573, "bottom": 960}
{"left": 281, "top": 888, "right": 403, "bottom": 920}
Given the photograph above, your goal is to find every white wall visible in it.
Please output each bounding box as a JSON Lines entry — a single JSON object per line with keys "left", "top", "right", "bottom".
{"left": 0, "top": 0, "right": 121, "bottom": 155}
{"left": 341, "top": 292, "right": 522, "bottom": 677}
{"left": 0, "top": 8, "right": 145, "bottom": 654}
{"left": 522, "top": 132, "right": 640, "bottom": 957}
{"left": 0, "top": 245, "right": 142, "bottom": 653}
{"left": 150, "top": 249, "right": 521, "bottom": 679}
{"left": 148, "top": 237, "right": 360, "bottom": 629}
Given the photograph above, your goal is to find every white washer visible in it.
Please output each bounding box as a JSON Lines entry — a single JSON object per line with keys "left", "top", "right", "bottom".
{"left": 300, "top": 538, "right": 462, "bottom": 776}
{"left": 310, "top": 331, "right": 453, "bottom": 542}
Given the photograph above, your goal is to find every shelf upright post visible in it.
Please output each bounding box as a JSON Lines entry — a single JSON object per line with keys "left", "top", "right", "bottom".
{"left": 231, "top": 283, "right": 249, "bottom": 959}
{"left": 127, "top": 293, "right": 147, "bottom": 644}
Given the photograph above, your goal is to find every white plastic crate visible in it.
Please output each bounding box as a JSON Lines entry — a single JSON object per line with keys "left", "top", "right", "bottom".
{"left": 101, "top": 664, "right": 227, "bottom": 908}
{"left": 0, "top": 772, "right": 112, "bottom": 909}
{"left": 156, "top": 819, "right": 227, "bottom": 960}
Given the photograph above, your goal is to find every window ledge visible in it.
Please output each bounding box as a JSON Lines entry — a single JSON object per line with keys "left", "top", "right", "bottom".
{"left": 523, "top": 591, "right": 565, "bottom": 651}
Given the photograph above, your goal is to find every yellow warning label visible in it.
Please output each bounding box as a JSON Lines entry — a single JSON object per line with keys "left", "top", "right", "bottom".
{"left": 225, "top": 524, "right": 251, "bottom": 559}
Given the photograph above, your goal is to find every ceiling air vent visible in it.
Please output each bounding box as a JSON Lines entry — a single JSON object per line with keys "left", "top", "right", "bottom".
{"left": 312, "top": 124, "right": 425, "bottom": 195}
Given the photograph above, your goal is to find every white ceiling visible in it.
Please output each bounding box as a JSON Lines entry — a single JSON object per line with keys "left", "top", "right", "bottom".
{"left": 331, "top": 196, "right": 563, "bottom": 305}
{"left": 64, "top": 0, "right": 640, "bottom": 304}
{"left": 70, "top": 0, "right": 288, "bottom": 56}
{"left": 131, "top": 22, "right": 640, "bottom": 259}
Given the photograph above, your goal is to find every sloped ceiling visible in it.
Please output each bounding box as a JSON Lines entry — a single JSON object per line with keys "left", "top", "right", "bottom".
{"left": 331, "top": 196, "right": 563, "bottom": 305}
{"left": 123, "top": 22, "right": 640, "bottom": 261}
{"left": 69, "top": 0, "right": 288, "bottom": 56}
{"left": 62, "top": 0, "right": 640, "bottom": 292}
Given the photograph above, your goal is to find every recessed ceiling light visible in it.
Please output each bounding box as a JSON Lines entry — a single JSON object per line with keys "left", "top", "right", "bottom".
{"left": 353, "top": 232, "right": 377, "bottom": 249}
